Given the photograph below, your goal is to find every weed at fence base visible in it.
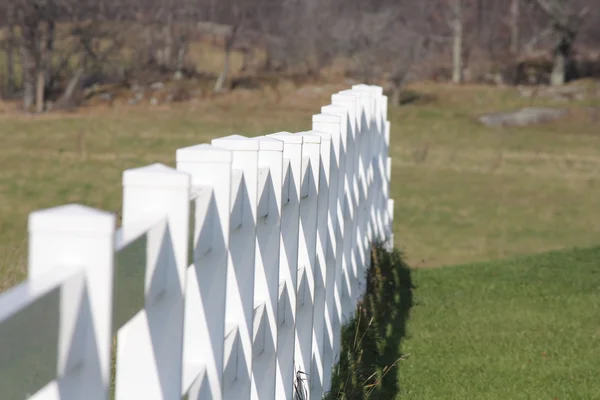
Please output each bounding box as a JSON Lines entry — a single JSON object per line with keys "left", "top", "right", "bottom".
{"left": 324, "top": 244, "right": 414, "bottom": 400}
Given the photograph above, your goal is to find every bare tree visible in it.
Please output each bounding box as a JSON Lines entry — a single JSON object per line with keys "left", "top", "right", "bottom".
{"left": 449, "top": 0, "right": 464, "bottom": 83}
{"left": 3, "top": 2, "right": 17, "bottom": 97}
{"left": 510, "top": 0, "right": 521, "bottom": 55}
{"left": 213, "top": 6, "right": 244, "bottom": 92}
{"left": 535, "top": 0, "right": 589, "bottom": 85}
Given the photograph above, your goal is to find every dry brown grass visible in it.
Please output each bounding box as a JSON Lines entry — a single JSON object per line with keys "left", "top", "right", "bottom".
{"left": 1, "top": 80, "right": 599, "bottom": 289}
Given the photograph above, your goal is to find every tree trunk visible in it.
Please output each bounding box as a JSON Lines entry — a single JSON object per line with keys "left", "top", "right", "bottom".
{"left": 214, "top": 47, "right": 231, "bottom": 92}
{"left": 163, "top": 12, "right": 174, "bottom": 69}
{"left": 6, "top": 6, "right": 16, "bottom": 97}
{"left": 57, "top": 67, "right": 84, "bottom": 107}
{"left": 20, "top": 21, "right": 37, "bottom": 111}
{"left": 510, "top": 0, "right": 520, "bottom": 55}
{"left": 551, "top": 52, "right": 566, "bottom": 86}
{"left": 37, "top": 13, "right": 56, "bottom": 113}
{"left": 451, "top": 0, "right": 463, "bottom": 84}
{"left": 45, "top": 13, "right": 55, "bottom": 84}
{"left": 146, "top": 26, "right": 155, "bottom": 65}
{"left": 240, "top": 47, "right": 250, "bottom": 72}
{"left": 551, "top": 34, "right": 573, "bottom": 86}
{"left": 214, "top": 29, "right": 237, "bottom": 92}
{"left": 175, "top": 35, "right": 186, "bottom": 79}
{"left": 36, "top": 71, "right": 45, "bottom": 112}
{"left": 551, "top": 44, "right": 567, "bottom": 86}
{"left": 391, "top": 84, "right": 402, "bottom": 107}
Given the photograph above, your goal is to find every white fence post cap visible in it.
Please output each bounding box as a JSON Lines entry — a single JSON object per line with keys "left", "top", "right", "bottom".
{"left": 321, "top": 105, "right": 347, "bottom": 113}
{"left": 29, "top": 204, "right": 115, "bottom": 234}
{"left": 312, "top": 114, "right": 341, "bottom": 124}
{"left": 337, "top": 89, "right": 361, "bottom": 97}
{"left": 267, "top": 131, "right": 304, "bottom": 144}
{"left": 369, "top": 85, "right": 384, "bottom": 96}
{"left": 297, "top": 132, "right": 322, "bottom": 144}
{"left": 252, "top": 136, "right": 285, "bottom": 151}
{"left": 177, "top": 144, "right": 233, "bottom": 163}
{"left": 212, "top": 134, "right": 260, "bottom": 151}
{"left": 352, "top": 84, "right": 381, "bottom": 95}
{"left": 310, "top": 130, "right": 332, "bottom": 142}
{"left": 123, "top": 163, "right": 190, "bottom": 188}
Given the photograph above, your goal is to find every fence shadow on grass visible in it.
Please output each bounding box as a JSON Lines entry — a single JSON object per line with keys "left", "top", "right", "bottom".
{"left": 324, "top": 244, "right": 415, "bottom": 400}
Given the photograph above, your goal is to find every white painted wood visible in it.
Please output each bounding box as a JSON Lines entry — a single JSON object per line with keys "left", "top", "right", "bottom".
{"left": 370, "top": 88, "right": 386, "bottom": 243}
{"left": 295, "top": 132, "right": 321, "bottom": 397}
{"left": 177, "top": 144, "right": 233, "bottom": 400}
{"left": 371, "top": 88, "right": 388, "bottom": 245}
{"left": 0, "top": 84, "right": 394, "bottom": 400}
{"left": 309, "top": 117, "right": 336, "bottom": 400}
{"left": 385, "top": 121, "right": 393, "bottom": 246}
{"left": 116, "top": 163, "right": 191, "bottom": 400}
{"left": 250, "top": 136, "right": 283, "bottom": 400}
{"left": 319, "top": 104, "right": 349, "bottom": 382}
{"left": 28, "top": 204, "right": 116, "bottom": 400}
{"left": 211, "top": 135, "right": 259, "bottom": 400}
{"left": 266, "top": 132, "right": 303, "bottom": 400}
{"left": 338, "top": 89, "right": 367, "bottom": 308}
{"left": 332, "top": 91, "right": 361, "bottom": 321}
{"left": 113, "top": 216, "right": 166, "bottom": 333}
{"left": 361, "top": 86, "right": 386, "bottom": 243}
{"left": 0, "top": 266, "right": 81, "bottom": 399}
{"left": 350, "top": 87, "right": 376, "bottom": 300}
{"left": 377, "top": 92, "right": 389, "bottom": 244}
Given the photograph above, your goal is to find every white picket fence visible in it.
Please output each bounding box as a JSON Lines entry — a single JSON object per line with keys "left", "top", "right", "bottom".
{"left": 0, "top": 84, "right": 394, "bottom": 400}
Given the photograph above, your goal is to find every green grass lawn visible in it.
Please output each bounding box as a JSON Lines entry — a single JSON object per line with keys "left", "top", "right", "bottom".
{"left": 398, "top": 246, "right": 600, "bottom": 399}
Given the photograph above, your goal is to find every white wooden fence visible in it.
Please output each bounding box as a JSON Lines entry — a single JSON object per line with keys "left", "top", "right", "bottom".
{"left": 0, "top": 84, "right": 394, "bottom": 400}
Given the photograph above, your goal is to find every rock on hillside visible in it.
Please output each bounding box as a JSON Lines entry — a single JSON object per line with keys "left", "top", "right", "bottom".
{"left": 479, "top": 107, "right": 567, "bottom": 127}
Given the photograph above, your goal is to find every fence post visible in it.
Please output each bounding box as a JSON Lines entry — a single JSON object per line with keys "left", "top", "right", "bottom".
{"left": 28, "top": 204, "right": 116, "bottom": 400}
{"left": 249, "top": 135, "right": 284, "bottom": 400}
{"left": 385, "top": 119, "right": 394, "bottom": 249}
{"left": 294, "top": 132, "right": 321, "bottom": 398}
{"left": 364, "top": 85, "right": 387, "bottom": 244}
{"left": 211, "top": 135, "right": 259, "bottom": 400}
{"left": 354, "top": 85, "right": 384, "bottom": 243}
{"left": 331, "top": 92, "right": 360, "bottom": 321}
{"left": 177, "top": 144, "right": 233, "bottom": 399}
{"left": 319, "top": 104, "right": 349, "bottom": 377}
{"left": 352, "top": 85, "right": 376, "bottom": 243}
{"left": 309, "top": 118, "right": 335, "bottom": 400}
{"left": 115, "top": 163, "right": 191, "bottom": 399}
{"left": 313, "top": 111, "right": 347, "bottom": 397}
{"left": 266, "top": 132, "right": 303, "bottom": 400}
{"left": 338, "top": 88, "right": 367, "bottom": 307}
{"left": 374, "top": 88, "right": 389, "bottom": 243}
{"left": 349, "top": 87, "right": 375, "bottom": 300}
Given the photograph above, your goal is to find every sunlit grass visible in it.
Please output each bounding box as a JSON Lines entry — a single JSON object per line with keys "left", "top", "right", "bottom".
{"left": 398, "top": 246, "right": 600, "bottom": 399}
{"left": 1, "top": 81, "right": 599, "bottom": 289}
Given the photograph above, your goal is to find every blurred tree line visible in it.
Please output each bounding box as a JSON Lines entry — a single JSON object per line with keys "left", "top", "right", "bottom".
{"left": 0, "top": 0, "right": 599, "bottom": 112}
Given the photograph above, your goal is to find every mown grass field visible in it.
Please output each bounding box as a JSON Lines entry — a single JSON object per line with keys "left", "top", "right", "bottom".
{"left": 1, "top": 81, "right": 600, "bottom": 290}
{"left": 398, "top": 246, "right": 600, "bottom": 399}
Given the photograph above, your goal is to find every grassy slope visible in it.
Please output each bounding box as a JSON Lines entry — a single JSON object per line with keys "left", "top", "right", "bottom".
{"left": 390, "top": 82, "right": 600, "bottom": 268}
{"left": 1, "top": 82, "right": 600, "bottom": 289}
{"left": 398, "top": 246, "right": 600, "bottom": 399}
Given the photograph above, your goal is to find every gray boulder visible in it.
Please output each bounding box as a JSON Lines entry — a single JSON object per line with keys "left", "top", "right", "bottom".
{"left": 479, "top": 107, "right": 567, "bottom": 127}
